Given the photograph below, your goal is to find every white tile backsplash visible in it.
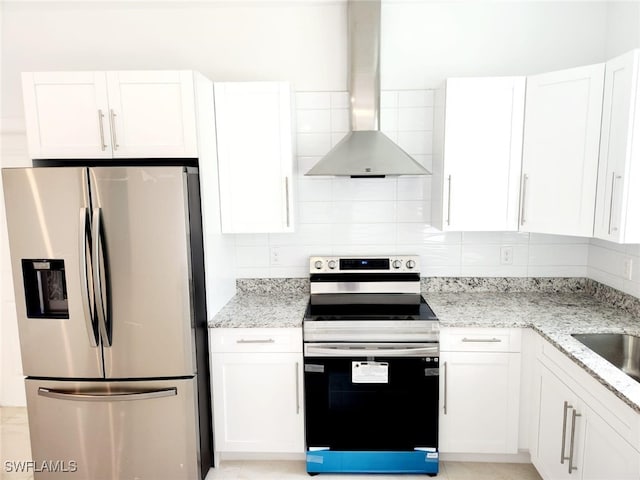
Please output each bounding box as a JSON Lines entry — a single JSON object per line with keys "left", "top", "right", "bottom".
{"left": 296, "top": 132, "right": 332, "bottom": 156}
{"left": 231, "top": 89, "right": 640, "bottom": 299}
{"left": 296, "top": 109, "right": 331, "bottom": 133}
{"left": 295, "top": 92, "right": 331, "bottom": 109}
{"left": 330, "top": 109, "right": 350, "bottom": 132}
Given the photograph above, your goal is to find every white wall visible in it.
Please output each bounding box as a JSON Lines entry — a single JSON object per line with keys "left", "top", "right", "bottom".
{"left": 605, "top": 1, "right": 640, "bottom": 59}
{"left": 381, "top": 0, "right": 608, "bottom": 90}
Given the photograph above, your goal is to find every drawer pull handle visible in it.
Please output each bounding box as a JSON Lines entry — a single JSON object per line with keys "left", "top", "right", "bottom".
{"left": 461, "top": 338, "right": 502, "bottom": 343}
{"left": 236, "top": 338, "right": 275, "bottom": 344}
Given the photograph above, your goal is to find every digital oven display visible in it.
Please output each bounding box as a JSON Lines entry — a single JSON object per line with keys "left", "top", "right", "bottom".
{"left": 339, "top": 258, "right": 390, "bottom": 270}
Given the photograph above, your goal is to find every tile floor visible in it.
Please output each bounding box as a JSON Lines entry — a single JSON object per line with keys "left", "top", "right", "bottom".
{"left": 1, "top": 407, "right": 541, "bottom": 480}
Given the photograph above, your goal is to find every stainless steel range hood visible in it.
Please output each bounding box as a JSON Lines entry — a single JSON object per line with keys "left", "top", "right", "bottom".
{"left": 305, "top": 0, "right": 430, "bottom": 178}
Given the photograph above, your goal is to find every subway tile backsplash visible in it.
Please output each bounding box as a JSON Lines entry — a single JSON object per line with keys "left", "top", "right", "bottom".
{"left": 228, "top": 89, "right": 639, "bottom": 301}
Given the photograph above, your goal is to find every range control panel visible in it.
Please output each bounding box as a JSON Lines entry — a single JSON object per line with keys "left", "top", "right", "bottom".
{"left": 309, "top": 256, "right": 420, "bottom": 274}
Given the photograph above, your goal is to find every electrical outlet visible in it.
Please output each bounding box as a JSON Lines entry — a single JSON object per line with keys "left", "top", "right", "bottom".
{"left": 271, "top": 247, "right": 280, "bottom": 265}
{"left": 500, "top": 247, "right": 514, "bottom": 265}
{"left": 624, "top": 258, "right": 633, "bottom": 281}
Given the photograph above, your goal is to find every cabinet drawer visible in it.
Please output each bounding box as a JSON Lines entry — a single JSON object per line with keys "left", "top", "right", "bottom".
{"left": 210, "top": 328, "right": 302, "bottom": 353}
{"left": 440, "top": 328, "right": 521, "bottom": 352}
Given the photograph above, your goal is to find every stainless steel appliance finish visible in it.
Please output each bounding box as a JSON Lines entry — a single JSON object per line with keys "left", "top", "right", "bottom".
{"left": 2, "top": 165, "right": 212, "bottom": 480}
{"left": 304, "top": 255, "right": 438, "bottom": 342}
{"left": 302, "top": 255, "right": 440, "bottom": 475}
{"left": 26, "top": 378, "right": 199, "bottom": 480}
{"left": 571, "top": 333, "right": 640, "bottom": 382}
{"left": 304, "top": 1, "right": 429, "bottom": 177}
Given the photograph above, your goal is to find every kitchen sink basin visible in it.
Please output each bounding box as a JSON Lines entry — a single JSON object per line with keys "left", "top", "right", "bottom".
{"left": 571, "top": 333, "right": 640, "bottom": 382}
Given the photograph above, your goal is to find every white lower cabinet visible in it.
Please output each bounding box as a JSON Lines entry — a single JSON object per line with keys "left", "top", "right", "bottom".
{"left": 531, "top": 337, "right": 640, "bottom": 480}
{"left": 439, "top": 328, "right": 521, "bottom": 454}
{"left": 209, "top": 328, "right": 304, "bottom": 455}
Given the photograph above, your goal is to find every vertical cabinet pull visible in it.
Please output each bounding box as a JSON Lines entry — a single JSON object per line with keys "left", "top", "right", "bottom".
{"left": 568, "top": 408, "right": 581, "bottom": 474}
{"left": 560, "top": 401, "right": 581, "bottom": 474}
{"left": 520, "top": 174, "right": 528, "bottom": 225}
{"left": 443, "top": 361, "right": 448, "bottom": 415}
{"left": 295, "top": 361, "right": 300, "bottom": 415}
{"left": 285, "top": 177, "right": 290, "bottom": 227}
{"left": 561, "top": 401, "right": 571, "bottom": 464}
{"left": 608, "top": 172, "right": 622, "bottom": 235}
{"left": 446, "top": 175, "right": 452, "bottom": 226}
{"left": 109, "top": 109, "right": 119, "bottom": 150}
{"left": 97, "top": 109, "right": 107, "bottom": 151}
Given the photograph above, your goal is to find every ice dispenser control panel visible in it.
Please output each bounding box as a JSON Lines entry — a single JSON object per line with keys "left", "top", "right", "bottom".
{"left": 22, "top": 259, "right": 69, "bottom": 319}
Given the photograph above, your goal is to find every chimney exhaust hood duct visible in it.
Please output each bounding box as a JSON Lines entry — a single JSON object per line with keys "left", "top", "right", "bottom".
{"left": 305, "top": 0, "right": 430, "bottom": 178}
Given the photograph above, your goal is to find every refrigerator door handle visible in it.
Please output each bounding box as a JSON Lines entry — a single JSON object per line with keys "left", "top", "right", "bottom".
{"left": 38, "top": 387, "right": 177, "bottom": 402}
{"left": 92, "top": 207, "right": 111, "bottom": 347}
{"left": 79, "top": 207, "right": 98, "bottom": 347}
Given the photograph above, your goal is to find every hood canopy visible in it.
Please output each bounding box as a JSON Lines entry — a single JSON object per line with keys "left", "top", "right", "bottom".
{"left": 305, "top": 0, "right": 430, "bottom": 178}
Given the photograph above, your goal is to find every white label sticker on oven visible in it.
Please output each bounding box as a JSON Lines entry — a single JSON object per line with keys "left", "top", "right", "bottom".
{"left": 352, "top": 361, "right": 389, "bottom": 383}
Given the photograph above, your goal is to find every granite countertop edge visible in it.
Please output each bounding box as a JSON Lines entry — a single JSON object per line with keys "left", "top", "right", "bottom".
{"left": 209, "top": 280, "right": 640, "bottom": 414}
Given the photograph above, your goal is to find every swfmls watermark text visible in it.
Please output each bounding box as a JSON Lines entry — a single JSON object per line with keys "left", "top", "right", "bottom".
{"left": 4, "top": 460, "right": 78, "bottom": 473}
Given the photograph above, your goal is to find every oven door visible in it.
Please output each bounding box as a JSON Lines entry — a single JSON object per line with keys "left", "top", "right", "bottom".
{"left": 303, "top": 342, "right": 439, "bottom": 452}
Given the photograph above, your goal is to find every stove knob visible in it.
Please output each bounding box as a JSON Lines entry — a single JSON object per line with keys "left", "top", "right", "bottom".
{"left": 314, "top": 260, "right": 323, "bottom": 270}
{"left": 328, "top": 260, "right": 337, "bottom": 270}
{"left": 392, "top": 260, "right": 402, "bottom": 269}
{"left": 406, "top": 259, "right": 416, "bottom": 269}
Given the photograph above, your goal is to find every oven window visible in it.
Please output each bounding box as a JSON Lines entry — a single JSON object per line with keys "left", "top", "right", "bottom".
{"left": 304, "top": 356, "right": 439, "bottom": 451}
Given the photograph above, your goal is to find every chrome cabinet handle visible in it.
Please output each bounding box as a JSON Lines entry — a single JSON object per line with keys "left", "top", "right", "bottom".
{"left": 236, "top": 338, "right": 275, "bottom": 344}
{"left": 446, "top": 174, "right": 452, "bottom": 226}
{"left": 520, "top": 174, "right": 528, "bottom": 225}
{"left": 608, "top": 172, "right": 622, "bottom": 235}
{"left": 79, "top": 207, "right": 98, "bottom": 347}
{"left": 109, "top": 109, "right": 119, "bottom": 150}
{"left": 561, "top": 401, "right": 571, "bottom": 464}
{"left": 443, "top": 361, "right": 448, "bottom": 415}
{"left": 285, "top": 177, "right": 290, "bottom": 227}
{"left": 295, "top": 361, "right": 300, "bottom": 415}
{"left": 97, "top": 109, "right": 107, "bottom": 151}
{"left": 38, "top": 387, "right": 177, "bottom": 402}
{"left": 568, "top": 408, "right": 581, "bottom": 473}
{"left": 461, "top": 338, "right": 502, "bottom": 343}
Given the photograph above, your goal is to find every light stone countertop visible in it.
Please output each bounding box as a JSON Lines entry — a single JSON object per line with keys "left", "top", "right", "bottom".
{"left": 208, "top": 293, "right": 308, "bottom": 328}
{"left": 426, "top": 291, "right": 640, "bottom": 413}
{"left": 209, "top": 279, "right": 640, "bottom": 412}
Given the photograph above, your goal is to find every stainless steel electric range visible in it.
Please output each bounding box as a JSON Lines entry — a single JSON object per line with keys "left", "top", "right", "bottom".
{"left": 302, "top": 255, "right": 440, "bottom": 476}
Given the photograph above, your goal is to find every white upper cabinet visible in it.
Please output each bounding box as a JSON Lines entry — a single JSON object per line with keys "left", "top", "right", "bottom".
{"left": 22, "top": 71, "right": 198, "bottom": 159}
{"left": 594, "top": 49, "right": 640, "bottom": 244}
{"left": 432, "top": 77, "right": 525, "bottom": 231}
{"left": 214, "top": 82, "right": 294, "bottom": 233}
{"left": 105, "top": 71, "right": 198, "bottom": 158}
{"left": 22, "top": 72, "right": 113, "bottom": 159}
{"left": 520, "top": 63, "right": 605, "bottom": 237}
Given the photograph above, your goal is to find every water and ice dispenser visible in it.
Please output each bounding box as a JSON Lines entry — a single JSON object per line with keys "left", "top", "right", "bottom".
{"left": 21, "top": 259, "right": 69, "bottom": 319}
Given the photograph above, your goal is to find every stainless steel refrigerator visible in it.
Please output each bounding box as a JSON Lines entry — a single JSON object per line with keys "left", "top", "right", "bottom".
{"left": 2, "top": 165, "right": 213, "bottom": 479}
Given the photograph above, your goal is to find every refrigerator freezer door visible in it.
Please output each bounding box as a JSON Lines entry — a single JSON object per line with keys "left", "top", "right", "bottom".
{"left": 2, "top": 168, "right": 102, "bottom": 378}
{"left": 89, "top": 167, "right": 197, "bottom": 378}
{"left": 25, "top": 377, "right": 200, "bottom": 480}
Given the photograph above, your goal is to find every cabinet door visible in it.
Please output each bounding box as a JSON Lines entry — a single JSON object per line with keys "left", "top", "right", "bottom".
{"left": 215, "top": 82, "right": 294, "bottom": 233}
{"left": 439, "top": 352, "right": 520, "bottom": 454}
{"left": 211, "top": 352, "right": 304, "bottom": 453}
{"left": 520, "top": 63, "right": 604, "bottom": 237}
{"left": 580, "top": 403, "right": 640, "bottom": 480}
{"left": 533, "top": 363, "right": 582, "bottom": 480}
{"left": 438, "top": 77, "right": 525, "bottom": 231}
{"left": 22, "top": 72, "right": 113, "bottom": 159}
{"left": 594, "top": 50, "right": 640, "bottom": 243}
{"left": 106, "top": 71, "right": 198, "bottom": 158}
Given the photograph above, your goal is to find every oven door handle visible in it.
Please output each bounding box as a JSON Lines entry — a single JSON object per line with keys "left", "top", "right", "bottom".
{"left": 304, "top": 343, "right": 439, "bottom": 357}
